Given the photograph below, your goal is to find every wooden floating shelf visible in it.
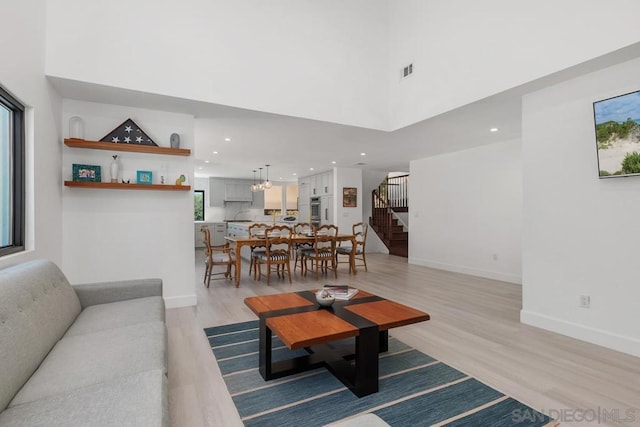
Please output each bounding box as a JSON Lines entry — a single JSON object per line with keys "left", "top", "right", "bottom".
{"left": 64, "top": 181, "right": 192, "bottom": 191}
{"left": 64, "top": 138, "right": 191, "bottom": 156}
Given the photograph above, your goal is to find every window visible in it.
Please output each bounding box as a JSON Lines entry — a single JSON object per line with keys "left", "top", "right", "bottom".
{"left": 0, "top": 85, "right": 25, "bottom": 257}
{"left": 264, "top": 185, "right": 282, "bottom": 216}
{"left": 194, "top": 190, "right": 204, "bottom": 221}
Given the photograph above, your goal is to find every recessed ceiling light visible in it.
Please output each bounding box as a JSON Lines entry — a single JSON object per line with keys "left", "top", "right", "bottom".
{"left": 292, "top": 173, "right": 297, "bottom": 176}
{"left": 279, "top": 177, "right": 283, "bottom": 180}
{"left": 212, "top": 151, "right": 218, "bottom": 154}
{"left": 360, "top": 152, "right": 366, "bottom": 156}
{"left": 331, "top": 161, "right": 337, "bottom": 164}
{"left": 490, "top": 128, "right": 499, "bottom": 132}
{"left": 204, "top": 160, "right": 210, "bottom": 164}
{"left": 309, "top": 167, "right": 314, "bottom": 171}
{"left": 198, "top": 167, "right": 203, "bottom": 170}
{"left": 224, "top": 137, "right": 231, "bottom": 142}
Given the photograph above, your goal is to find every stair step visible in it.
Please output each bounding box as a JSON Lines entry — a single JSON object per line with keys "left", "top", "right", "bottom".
{"left": 390, "top": 247, "right": 408, "bottom": 257}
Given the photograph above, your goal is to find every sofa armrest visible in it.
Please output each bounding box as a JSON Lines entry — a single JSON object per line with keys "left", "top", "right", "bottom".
{"left": 72, "top": 278, "right": 163, "bottom": 309}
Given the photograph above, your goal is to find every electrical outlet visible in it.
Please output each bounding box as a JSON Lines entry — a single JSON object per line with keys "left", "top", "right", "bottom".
{"left": 579, "top": 295, "right": 591, "bottom": 309}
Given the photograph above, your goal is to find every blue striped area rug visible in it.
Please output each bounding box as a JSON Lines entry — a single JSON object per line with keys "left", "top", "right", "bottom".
{"left": 204, "top": 320, "right": 557, "bottom": 427}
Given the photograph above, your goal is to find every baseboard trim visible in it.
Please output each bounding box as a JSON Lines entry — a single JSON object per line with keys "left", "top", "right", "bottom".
{"left": 521, "top": 310, "right": 640, "bottom": 358}
{"left": 409, "top": 257, "right": 522, "bottom": 284}
{"left": 164, "top": 294, "right": 197, "bottom": 309}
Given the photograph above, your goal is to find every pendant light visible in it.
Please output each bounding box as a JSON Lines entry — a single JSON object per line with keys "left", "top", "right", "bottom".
{"left": 258, "top": 167, "right": 264, "bottom": 190}
{"left": 263, "top": 164, "right": 273, "bottom": 189}
{"left": 250, "top": 170, "right": 258, "bottom": 192}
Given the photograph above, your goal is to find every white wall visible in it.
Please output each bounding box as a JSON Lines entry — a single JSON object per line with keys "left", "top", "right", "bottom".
{"left": 409, "top": 140, "right": 522, "bottom": 284}
{"left": 45, "top": 0, "right": 389, "bottom": 130}
{"left": 388, "top": 0, "right": 640, "bottom": 130}
{"left": 0, "top": 0, "right": 63, "bottom": 270}
{"left": 521, "top": 57, "right": 640, "bottom": 357}
{"left": 61, "top": 100, "right": 195, "bottom": 308}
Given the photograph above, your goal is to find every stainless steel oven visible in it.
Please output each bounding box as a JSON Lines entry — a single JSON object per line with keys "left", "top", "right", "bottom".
{"left": 310, "top": 197, "right": 320, "bottom": 227}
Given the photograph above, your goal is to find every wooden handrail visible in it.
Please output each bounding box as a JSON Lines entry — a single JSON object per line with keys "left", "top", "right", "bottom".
{"left": 370, "top": 174, "right": 408, "bottom": 246}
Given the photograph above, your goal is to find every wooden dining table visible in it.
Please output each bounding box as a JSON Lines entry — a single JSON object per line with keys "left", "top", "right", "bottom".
{"left": 225, "top": 233, "right": 357, "bottom": 287}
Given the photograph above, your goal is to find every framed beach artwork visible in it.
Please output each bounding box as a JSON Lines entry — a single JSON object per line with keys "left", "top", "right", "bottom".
{"left": 342, "top": 187, "right": 357, "bottom": 207}
{"left": 593, "top": 89, "right": 640, "bottom": 178}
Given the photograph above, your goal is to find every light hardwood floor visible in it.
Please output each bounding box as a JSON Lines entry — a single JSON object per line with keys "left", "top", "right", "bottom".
{"left": 167, "top": 251, "right": 640, "bottom": 426}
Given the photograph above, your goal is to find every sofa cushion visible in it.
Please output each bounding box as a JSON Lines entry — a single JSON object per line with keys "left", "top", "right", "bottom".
{"left": 64, "top": 296, "right": 165, "bottom": 337}
{"left": 0, "top": 260, "right": 81, "bottom": 411}
{"left": 10, "top": 321, "right": 166, "bottom": 406}
{"left": 0, "top": 369, "right": 167, "bottom": 427}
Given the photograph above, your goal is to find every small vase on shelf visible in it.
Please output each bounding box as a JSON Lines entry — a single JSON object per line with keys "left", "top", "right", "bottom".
{"left": 69, "top": 116, "right": 84, "bottom": 139}
{"left": 110, "top": 155, "right": 119, "bottom": 183}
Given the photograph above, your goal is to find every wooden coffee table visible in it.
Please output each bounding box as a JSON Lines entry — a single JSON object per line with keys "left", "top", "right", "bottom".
{"left": 244, "top": 290, "right": 430, "bottom": 397}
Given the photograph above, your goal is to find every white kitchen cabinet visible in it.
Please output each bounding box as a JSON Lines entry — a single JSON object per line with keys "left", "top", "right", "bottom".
{"left": 209, "top": 178, "right": 225, "bottom": 207}
{"left": 298, "top": 204, "right": 310, "bottom": 223}
{"left": 310, "top": 175, "right": 320, "bottom": 196}
{"left": 225, "top": 182, "right": 252, "bottom": 202}
{"left": 320, "top": 195, "right": 333, "bottom": 225}
{"left": 297, "top": 178, "right": 310, "bottom": 222}
{"left": 298, "top": 178, "right": 310, "bottom": 202}
{"left": 320, "top": 172, "right": 333, "bottom": 195}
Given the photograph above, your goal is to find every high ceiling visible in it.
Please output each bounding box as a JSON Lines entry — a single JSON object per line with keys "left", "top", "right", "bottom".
{"left": 48, "top": 42, "right": 640, "bottom": 182}
{"left": 50, "top": 77, "right": 520, "bottom": 181}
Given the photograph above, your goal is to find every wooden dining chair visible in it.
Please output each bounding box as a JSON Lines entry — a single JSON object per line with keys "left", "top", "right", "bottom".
{"left": 336, "top": 222, "right": 368, "bottom": 273}
{"left": 302, "top": 224, "right": 338, "bottom": 279}
{"left": 248, "top": 223, "right": 268, "bottom": 279}
{"left": 293, "top": 222, "right": 312, "bottom": 272}
{"left": 201, "top": 226, "right": 235, "bottom": 287}
{"left": 255, "top": 225, "right": 293, "bottom": 285}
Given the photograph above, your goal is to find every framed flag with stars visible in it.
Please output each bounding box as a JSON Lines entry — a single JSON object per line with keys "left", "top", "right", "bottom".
{"left": 100, "top": 118, "right": 158, "bottom": 146}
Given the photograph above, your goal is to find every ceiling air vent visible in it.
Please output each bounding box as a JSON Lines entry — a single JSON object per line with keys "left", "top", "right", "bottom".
{"left": 402, "top": 63, "right": 414, "bottom": 78}
{"left": 354, "top": 162, "right": 367, "bottom": 166}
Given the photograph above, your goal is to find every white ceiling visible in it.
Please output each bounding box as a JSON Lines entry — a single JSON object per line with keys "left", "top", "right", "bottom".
{"left": 48, "top": 42, "right": 640, "bottom": 181}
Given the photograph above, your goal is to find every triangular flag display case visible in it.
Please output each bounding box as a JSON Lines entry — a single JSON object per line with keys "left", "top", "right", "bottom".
{"left": 64, "top": 118, "right": 191, "bottom": 191}
{"left": 100, "top": 118, "right": 158, "bottom": 146}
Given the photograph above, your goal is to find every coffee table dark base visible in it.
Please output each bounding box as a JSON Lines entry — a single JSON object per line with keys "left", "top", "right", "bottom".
{"left": 259, "top": 319, "right": 389, "bottom": 397}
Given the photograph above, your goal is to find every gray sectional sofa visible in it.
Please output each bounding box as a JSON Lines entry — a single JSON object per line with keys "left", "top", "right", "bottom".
{"left": 0, "top": 259, "right": 168, "bottom": 426}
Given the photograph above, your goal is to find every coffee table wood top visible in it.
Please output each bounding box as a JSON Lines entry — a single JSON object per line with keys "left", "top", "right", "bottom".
{"left": 245, "top": 289, "right": 374, "bottom": 316}
{"left": 244, "top": 290, "right": 429, "bottom": 351}
{"left": 266, "top": 310, "right": 359, "bottom": 349}
{"left": 345, "top": 300, "right": 430, "bottom": 330}
{"left": 245, "top": 292, "right": 315, "bottom": 315}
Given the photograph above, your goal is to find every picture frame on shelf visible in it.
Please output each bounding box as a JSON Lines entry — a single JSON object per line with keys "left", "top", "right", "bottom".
{"left": 72, "top": 164, "right": 101, "bottom": 182}
{"left": 343, "top": 187, "right": 357, "bottom": 207}
{"left": 136, "top": 170, "right": 153, "bottom": 185}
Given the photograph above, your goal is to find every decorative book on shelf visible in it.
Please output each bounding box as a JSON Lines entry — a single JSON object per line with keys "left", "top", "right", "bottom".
{"left": 322, "top": 285, "right": 358, "bottom": 300}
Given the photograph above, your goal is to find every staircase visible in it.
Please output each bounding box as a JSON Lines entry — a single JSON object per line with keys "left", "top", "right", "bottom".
{"left": 370, "top": 174, "right": 409, "bottom": 257}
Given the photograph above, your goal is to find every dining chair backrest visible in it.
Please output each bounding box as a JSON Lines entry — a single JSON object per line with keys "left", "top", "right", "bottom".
{"left": 248, "top": 223, "right": 268, "bottom": 237}
{"left": 200, "top": 225, "right": 235, "bottom": 286}
{"left": 312, "top": 224, "right": 338, "bottom": 252}
{"left": 201, "top": 226, "right": 212, "bottom": 251}
{"left": 353, "top": 222, "right": 368, "bottom": 249}
{"left": 294, "top": 222, "right": 312, "bottom": 235}
{"left": 264, "top": 225, "right": 293, "bottom": 255}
